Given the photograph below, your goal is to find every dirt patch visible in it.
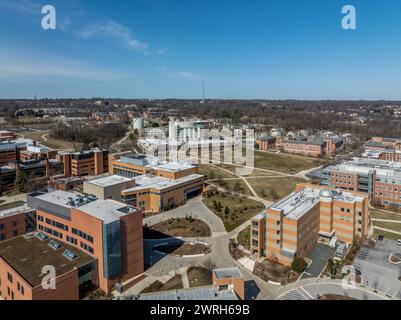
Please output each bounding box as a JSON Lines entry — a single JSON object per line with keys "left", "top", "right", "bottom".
{"left": 187, "top": 267, "right": 213, "bottom": 287}
{"left": 254, "top": 260, "right": 300, "bottom": 285}
{"left": 140, "top": 275, "right": 183, "bottom": 294}
{"left": 156, "top": 242, "right": 211, "bottom": 256}
{"left": 144, "top": 218, "right": 211, "bottom": 239}
{"left": 229, "top": 240, "right": 246, "bottom": 260}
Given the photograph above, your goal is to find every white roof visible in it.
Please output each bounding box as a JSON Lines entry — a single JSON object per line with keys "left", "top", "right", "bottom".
{"left": 270, "top": 187, "right": 364, "bottom": 220}
{"left": 33, "top": 190, "right": 139, "bottom": 223}
{"left": 86, "top": 175, "right": 134, "bottom": 187}
{"left": 152, "top": 161, "right": 196, "bottom": 172}
{"left": 123, "top": 173, "right": 204, "bottom": 192}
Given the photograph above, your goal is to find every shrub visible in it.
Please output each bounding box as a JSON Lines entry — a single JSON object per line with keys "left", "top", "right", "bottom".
{"left": 291, "top": 257, "right": 308, "bottom": 273}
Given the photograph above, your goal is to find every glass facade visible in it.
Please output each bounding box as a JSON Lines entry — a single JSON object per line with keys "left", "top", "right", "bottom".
{"left": 102, "top": 221, "right": 122, "bottom": 279}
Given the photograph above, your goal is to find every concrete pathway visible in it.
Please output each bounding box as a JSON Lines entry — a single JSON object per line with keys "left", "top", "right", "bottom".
{"left": 372, "top": 226, "right": 401, "bottom": 236}
{"left": 371, "top": 218, "right": 401, "bottom": 223}
{"left": 144, "top": 199, "right": 227, "bottom": 236}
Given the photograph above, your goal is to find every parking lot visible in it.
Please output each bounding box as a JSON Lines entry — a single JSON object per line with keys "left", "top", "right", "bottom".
{"left": 301, "top": 243, "right": 336, "bottom": 279}
{"left": 353, "top": 238, "right": 401, "bottom": 299}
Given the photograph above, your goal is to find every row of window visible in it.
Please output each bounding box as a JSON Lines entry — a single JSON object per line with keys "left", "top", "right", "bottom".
{"left": 0, "top": 220, "right": 18, "bottom": 230}
{"left": 0, "top": 273, "right": 25, "bottom": 299}
{"left": 45, "top": 218, "right": 69, "bottom": 232}
{"left": 0, "top": 230, "right": 18, "bottom": 241}
{"left": 38, "top": 225, "right": 63, "bottom": 239}
{"left": 72, "top": 228, "right": 94, "bottom": 243}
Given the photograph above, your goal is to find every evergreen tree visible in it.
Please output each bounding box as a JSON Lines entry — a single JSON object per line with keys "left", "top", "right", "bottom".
{"left": 14, "top": 168, "right": 27, "bottom": 193}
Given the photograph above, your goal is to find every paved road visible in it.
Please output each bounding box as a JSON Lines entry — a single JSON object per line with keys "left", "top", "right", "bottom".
{"left": 144, "top": 198, "right": 226, "bottom": 236}
{"left": 270, "top": 278, "right": 390, "bottom": 300}
{"left": 353, "top": 239, "right": 401, "bottom": 299}
{"left": 301, "top": 243, "right": 335, "bottom": 279}
{"left": 132, "top": 199, "right": 278, "bottom": 299}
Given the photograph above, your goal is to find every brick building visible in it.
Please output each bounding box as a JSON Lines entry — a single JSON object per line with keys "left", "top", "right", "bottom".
{"left": 322, "top": 158, "right": 401, "bottom": 207}
{"left": 57, "top": 149, "right": 109, "bottom": 177}
{"left": 250, "top": 183, "right": 369, "bottom": 265}
{"left": 27, "top": 189, "right": 144, "bottom": 294}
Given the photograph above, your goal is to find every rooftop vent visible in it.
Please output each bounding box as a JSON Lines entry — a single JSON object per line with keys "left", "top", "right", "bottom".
{"left": 66, "top": 194, "right": 97, "bottom": 207}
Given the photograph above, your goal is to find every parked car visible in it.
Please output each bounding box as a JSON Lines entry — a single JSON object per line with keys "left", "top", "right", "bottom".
{"left": 378, "top": 235, "right": 384, "bottom": 241}
{"left": 396, "top": 239, "right": 401, "bottom": 246}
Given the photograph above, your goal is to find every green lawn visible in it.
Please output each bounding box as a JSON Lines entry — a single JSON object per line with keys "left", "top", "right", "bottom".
{"left": 253, "top": 150, "right": 320, "bottom": 174}
{"left": 370, "top": 209, "right": 401, "bottom": 221}
{"left": 247, "top": 177, "right": 306, "bottom": 201}
{"left": 237, "top": 227, "right": 250, "bottom": 250}
{"left": 373, "top": 229, "right": 401, "bottom": 241}
{"left": 199, "top": 164, "right": 236, "bottom": 180}
{"left": 203, "top": 192, "right": 264, "bottom": 232}
{"left": 373, "top": 221, "right": 401, "bottom": 233}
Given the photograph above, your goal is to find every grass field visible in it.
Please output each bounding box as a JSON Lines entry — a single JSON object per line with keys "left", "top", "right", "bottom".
{"left": 237, "top": 227, "right": 250, "bottom": 250}
{"left": 373, "top": 221, "right": 401, "bottom": 233}
{"left": 373, "top": 229, "right": 401, "bottom": 241}
{"left": 247, "top": 177, "right": 306, "bottom": 201}
{"left": 199, "top": 164, "right": 252, "bottom": 195}
{"left": 253, "top": 151, "right": 319, "bottom": 174}
{"left": 203, "top": 192, "right": 264, "bottom": 232}
{"left": 19, "top": 130, "right": 77, "bottom": 150}
{"left": 370, "top": 209, "right": 401, "bottom": 221}
{"left": 199, "top": 164, "right": 236, "bottom": 180}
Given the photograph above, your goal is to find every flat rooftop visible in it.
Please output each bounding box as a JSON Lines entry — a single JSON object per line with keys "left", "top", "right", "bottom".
{"left": 0, "top": 205, "right": 33, "bottom": 219}
{"left": 270, "top": 187, "right": 364, "bottom": 220}
{"left": 151, "top": 161, "right": 197, "bottom": 172}
{"left": 325, "top": 157, "right": 401, "bottom": 178}
{"left": 137, "top": 286, "right": 238, "bottom": 300}
{"left": 29, "top": 189, "right": 139, "bottom": 224}
{"left": 86, "top": 175, "right": 134, "bottom": 187}
{"left": 0, "top": 234, "right": 95, "bottom": 287}
{"left": 214, "top": 267, "right": 243, "bottom": 279}
{"left": 123, "top": 173, "right": 204, "bottom": 193}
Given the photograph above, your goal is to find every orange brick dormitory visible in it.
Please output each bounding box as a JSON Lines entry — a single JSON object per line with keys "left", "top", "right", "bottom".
{"left": 250, "top": 183, "right": 369, "bottom": 266}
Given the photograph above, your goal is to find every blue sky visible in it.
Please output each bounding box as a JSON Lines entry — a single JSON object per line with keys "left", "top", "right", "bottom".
{"left": 1, "top": 0, "right": 401, "bottom": 99}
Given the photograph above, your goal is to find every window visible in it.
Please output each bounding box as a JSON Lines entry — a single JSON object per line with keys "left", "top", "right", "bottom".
{"left": 276, "top": 239, "right": 280, "bottom": 245}
{"left": 13, "top": 230, "right": 17, "bottom": 237}
{"left": 72, "top": 228, "right": 94, "bottom": 243}
{"left": 7, "top": 273, "right": 13, "bottom": 283}
{"left": 12, "top": 221, "right": 17, "bottom": 227}
{"left": 66, "top": 236, "right": 77, "bottom": 245}
{"left": 80, "top": 242, "right": 94, "bottom": 254}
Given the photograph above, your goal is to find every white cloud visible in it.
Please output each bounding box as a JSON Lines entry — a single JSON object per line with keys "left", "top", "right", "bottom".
{"left": 78, "top": 20, "right": 148, "bottom": 52}
{"left": 0, "top": 51, "right": 131, "bottom": 81}
{"left": 175, "top": 71, "right": 201, "bottom": 80}
{"left": 0, "top": 0, "right": 41, "bottom": 15}
{"left": 155, "top": 65, "right": 201, "bottom": 81}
